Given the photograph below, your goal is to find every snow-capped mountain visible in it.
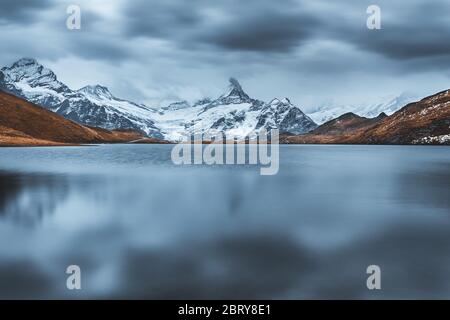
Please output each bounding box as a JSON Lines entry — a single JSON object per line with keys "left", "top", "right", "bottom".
{"left": 154, "top": 78, "right": 317, "bottom": 141}
{"left": 256, "top": 98, "right": 317, "bottom": 134}
{"left": 153, "top": 78, "right": 262, "bottom": 140}
{"left": 1, "top": 58, "right": 71, "bottom": 109}
{"left": 307, "top": 93, "right": 418, "bottom": 125}
{"left": 62, "top": 84, "right": 161, "bottom": 137}
{"left": 205, "top": 77, "right": 264, "bottom": 110}
{"left": 1, "top": 58, "right": 162, "bottom": 137}
{"left": 2, "top": 57, "right": 422, "bottom": 142}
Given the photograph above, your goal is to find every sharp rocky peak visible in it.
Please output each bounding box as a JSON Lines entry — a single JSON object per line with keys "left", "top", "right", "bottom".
{"left": 1, "top": 57, "right": 68, "bottom": 94}
{"left": 377, "top": 112, "right": 388, "bottom": 119}
{"left": 219, "top": 77, "right": 251, "bottom": 102}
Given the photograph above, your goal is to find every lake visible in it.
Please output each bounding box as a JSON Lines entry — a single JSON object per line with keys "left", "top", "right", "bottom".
{"left": 0, "top": 145, "right": 449, "bottom": 299}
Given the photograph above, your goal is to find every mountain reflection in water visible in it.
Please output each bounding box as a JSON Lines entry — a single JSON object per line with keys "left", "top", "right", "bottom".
{"left": 0, "top": 145, "right": 448, "bottom": 299}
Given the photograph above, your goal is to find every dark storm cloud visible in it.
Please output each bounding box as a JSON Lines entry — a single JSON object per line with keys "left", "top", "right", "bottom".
{"left": 125, "top": 1, "right": 202, "bottom": 38}
{"left": 0, "top": 2, "right": 131, "bottom": 64}
{"left": 0, "top": 0, "right": 53, "bottom": 24}
{"left": 1, "top": 0, "right": 449, "bottom": 106}
{"left": 358, "top": 28, "right": 450, "bottom": 60}
{"left": 123, "top": 0, "right": 319, "bottom": 53}
{"left": 199, "top": 11, "right": 318, "bottom": 52}
{"left": 323, "top": 0, "right": 450, "bottom": 61}
{"left": 122, "top": 0, "right": 450, "bottom": 60}
{"left": 361, "top": 1, "right": 450, "bottom": 60}
{"left": 3, "top": 0, "right": 450, "bottom": 64}
{"left": 65, "top": 33, "right": 131, "bottom": 62}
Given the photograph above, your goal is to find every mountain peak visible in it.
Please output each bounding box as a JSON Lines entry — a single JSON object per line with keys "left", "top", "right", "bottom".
{"left": 11, "top": 57, "right": 39, "bottom": 68}
{"left": 220, "top": 77, "right": 250, "bottom": 102}
{"left": 229, "top": 77, "right": 243, "bottom": 92}
{"left": 377, "top": 112, "right": 388, "bottom": 119}
{"left": 0, "top": 57, "right": 69, "bottom": 96}
{"left": 281, "top": 97, "right": 291, "bottom": 104}
{"left": 2, "top": 57, "right": 43, "bottom": 74}
{"left": 338, "top": 112, "right": 362, "bottom": 120}
{"left": 78, "top": 84, "right": 114, "bottom": 99}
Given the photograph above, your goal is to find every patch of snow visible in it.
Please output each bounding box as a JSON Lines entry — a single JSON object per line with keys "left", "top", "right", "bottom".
{"left": 412, "top": 134, "right": 450, "bottom": 144}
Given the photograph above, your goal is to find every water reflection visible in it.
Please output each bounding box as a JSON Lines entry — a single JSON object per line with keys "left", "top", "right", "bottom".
{"left": 0, "top": 171, "right": 69, "bottom": 226}
{"left": 0, "top": 145, "right": 448, "bottom": 299}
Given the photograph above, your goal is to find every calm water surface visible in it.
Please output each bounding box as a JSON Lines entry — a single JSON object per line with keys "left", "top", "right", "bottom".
{"left": 0, "top": 145, "right": 448, "bottom": 299}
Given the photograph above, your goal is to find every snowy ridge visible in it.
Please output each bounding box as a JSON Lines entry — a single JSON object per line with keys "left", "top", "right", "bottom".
{"left": 308, "top": 93, "right": 418, "bottom": 124}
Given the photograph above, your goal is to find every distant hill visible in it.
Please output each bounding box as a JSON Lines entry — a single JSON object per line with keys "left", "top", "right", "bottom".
{"left": 310, "top": 112, "right": 386, "bottom": 136}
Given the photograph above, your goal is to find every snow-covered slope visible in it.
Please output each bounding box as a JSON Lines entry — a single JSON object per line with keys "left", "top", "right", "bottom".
{"left": 153, "top": 78, "right": 260, "bottom": 140}
{"left": 63, "top": 84, "right": 160, "bottom": 136}
{"left": 308, "top": 93, "right": 418, "bottom": 125}
{"left": 154, "top": 78, "right": 317, "bottom": 141}
{"left": 1, "top": 58, "right": 162, "bottom": 137}
{"left": 256, "top": 98, "right": 317, "bottom": 134}
{"left": 1, "top": 58, "right": 71, "bottom": 110}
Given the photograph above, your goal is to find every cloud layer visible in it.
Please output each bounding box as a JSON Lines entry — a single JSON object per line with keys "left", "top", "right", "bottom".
{"left": 0, "top": 0, "right": 449, "bottom": 109}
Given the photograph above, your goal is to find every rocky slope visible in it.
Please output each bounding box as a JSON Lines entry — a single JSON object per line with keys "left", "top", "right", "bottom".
{"left": 356, "top": 89, "right": 450, "bottom": 144}
{"left": 256, "top": 98, "right": 317, "bottom": 134}
{"left": 0, "top": 90, "right": 148, "bottom": 146}
{"left": 282, "top": 90, "right": 450, "bottom": 145}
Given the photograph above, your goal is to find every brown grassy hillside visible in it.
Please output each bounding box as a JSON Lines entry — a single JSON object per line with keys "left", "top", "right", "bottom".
{"left": 283, "top": 90, "right": 450, "bottom": 145}
{"left": 0, "top": 90, "right": 151, "bottom": 146}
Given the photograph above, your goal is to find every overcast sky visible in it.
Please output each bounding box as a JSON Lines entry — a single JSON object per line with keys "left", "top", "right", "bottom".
{"left": 1, "top": 0, "right": 449, "bottom": 111}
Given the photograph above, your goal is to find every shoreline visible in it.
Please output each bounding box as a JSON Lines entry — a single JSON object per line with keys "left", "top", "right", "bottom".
{"left": 0, "top": 141, "right": 448, "bottom": 147}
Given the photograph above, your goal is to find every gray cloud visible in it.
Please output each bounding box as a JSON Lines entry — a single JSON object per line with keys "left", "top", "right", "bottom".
{"left": 359, "top": 28, "right": 450, "bottom": 60}
{"left": 121, "top": 0, "right": 450, "bottom": 63}
{"left": 123, "top": 0, "right": 319, "bottom": 53}
{"left": 199, "top": 11, "right": 318, "bottom": 53}
{"left": 1, "top": 0, "right": 450, "bottom": 108}
{"left": 322, "top": 0, "right": 450, "bottom": 61}
{"left": 0, "top": 0, "right": 53, "bottom": 25}
{"left": 125, "top": 1, "right": 202, "bottom": 38}
{"left": 65, "top": 33, "right": 132, "bottom": 62}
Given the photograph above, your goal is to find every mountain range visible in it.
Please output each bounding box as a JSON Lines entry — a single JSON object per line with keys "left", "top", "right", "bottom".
{"left": 0, "top": 58, "right": 162, "bottom": 138}
{"left": 0, "top": 89, "right": 157, "bottom": 146}
{"left": 0, "top": 58, "right": 318, "bottom": 141}
{"left": 0, "top": 58, "right": 449, "bottom": 145}
{"left": 307, "top": 93, "right": 418, "bottom": 124}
